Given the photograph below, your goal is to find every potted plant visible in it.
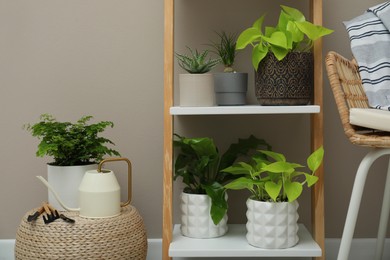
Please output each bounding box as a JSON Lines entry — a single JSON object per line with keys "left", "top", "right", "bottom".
{"left": 24, "top": 114, "right": 121, "bottom": 210}
{"left": 236, "top": 5, "right": 333, "bottom": 105}
{"left": 174, "top": 134, "right": 270, "bottom": 238}
{"left": 209, "top": 31, "right": 248, "bottom": 106}
{"left": 176, "top": 47, "right": 220, "bottom": 106}
{"left": 223, "top": 146, "right": 324, "bottom": 248}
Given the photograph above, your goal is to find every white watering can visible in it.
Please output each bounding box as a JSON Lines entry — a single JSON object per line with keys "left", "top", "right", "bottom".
{"left": 37, "top": 157, "right": 132, "bottom": 218}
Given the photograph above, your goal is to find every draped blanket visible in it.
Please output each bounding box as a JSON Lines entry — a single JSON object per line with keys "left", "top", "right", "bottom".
{"left": 344, "top": 1, "right": 390, "bottom": 110}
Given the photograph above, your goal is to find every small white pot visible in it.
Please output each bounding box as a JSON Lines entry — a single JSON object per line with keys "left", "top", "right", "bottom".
{"left": 47, "top": 164, "right": 97, "bottom": 210}
{"left": 180, "top": 192, "right": 228, "bottom": 238}
{"left": 246, "top": 199, "right": 299, "bottom": 249}
{"left": 179, "top": 73, "right": 215, "bottom": 106}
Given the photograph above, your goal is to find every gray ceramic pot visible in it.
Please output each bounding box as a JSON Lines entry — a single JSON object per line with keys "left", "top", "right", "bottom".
{"left": 214, "top": 72, "right": 248, "bottom": 106}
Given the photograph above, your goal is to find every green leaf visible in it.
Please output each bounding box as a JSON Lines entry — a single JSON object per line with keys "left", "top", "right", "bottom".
{"left": 252, "top": 15, "right": 265, "bottom": 31}
{"left": 188, "top": 138, "right": 218, "bottom": 157}
{"left": 265, "top": 180, "right": 282, "bottom": 202}
{"left": 224, "top": 177, "right": 254, "bottom": 190}
{"left": 269, "top": 45, "right": 289, "bottom": 61}
{"left": 259, "top": 150, "right": 286, "bottom": 162}
{"left": 203, "top": 182, "right": 228, "bottom": 225}
{"left": 262, "top": 161, "right": 301, "bottom": 174}
{"left": 281, "top": 5, "right": 306, "bottom": 22}
{"left": 304, "top": 173, "right": 319, "bottom": 187}
{"left": 284, "top": 180, "right": 303, "bottom": 202}
{"left": 295, "top": 21, "right": 334, "bottom": 41}
{"left": 307, "top": 146, "right": 324, "bottom": 172}
{"left": 252, "top": 44, "right": 268, "bottom": 70}
{"left": 261, "top": 31, "right": 288, "bottom": 49}
{"left": 236, "top": 27, "right": 262, "bottom": 50}
{"left": 221, "top": 164, "right": 251, "bottom": 175}
{"left": 286, "top": 21, "right": 304, "bottom": 43}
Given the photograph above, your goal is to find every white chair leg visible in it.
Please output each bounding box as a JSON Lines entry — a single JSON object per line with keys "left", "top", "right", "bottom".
{"left": 338, "top": 148, "right": 390, "bottom": 260}
{"left": 375, "top": 157, "right": 390, "bottom": 260}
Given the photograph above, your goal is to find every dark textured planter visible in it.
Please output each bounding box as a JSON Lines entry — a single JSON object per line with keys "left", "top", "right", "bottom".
{"left": 255, "top": 52, "right": 314, "bottom": 105}
{"left": 214, "top": 72, "right": 248, "bottom": 106}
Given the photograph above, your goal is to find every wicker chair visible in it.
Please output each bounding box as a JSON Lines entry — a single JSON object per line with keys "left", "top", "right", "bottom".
{"left": 325, "top": 51, "right": 390, "bottom": 260}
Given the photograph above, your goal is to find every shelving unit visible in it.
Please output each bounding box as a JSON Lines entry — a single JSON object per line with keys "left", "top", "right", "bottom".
{"left": 163, "top": 1, "right": 325, "bottom": 259}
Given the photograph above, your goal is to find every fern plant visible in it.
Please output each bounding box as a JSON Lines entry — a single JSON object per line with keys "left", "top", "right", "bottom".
{"left": 209, "top": 31, "right": 237, "bottom": 73}
{"left": 176, "top": 47, "right": 220, "bottom": 74}
{"left": 24, "top": 114, "right": 121, "bottom": 166}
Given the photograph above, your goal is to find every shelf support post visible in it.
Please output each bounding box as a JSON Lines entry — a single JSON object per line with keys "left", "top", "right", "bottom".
{"left": 163, "top": 0, "right": 174, "bottom": 259}
{"left": 310, "top": 0, "right": 325, "bottom": 260}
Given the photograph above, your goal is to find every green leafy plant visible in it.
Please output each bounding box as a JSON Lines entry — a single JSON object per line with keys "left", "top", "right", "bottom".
{"left": 176, "top": 47, "right": 221, "bottom": 74}
{"left": 174, "top": 134, "right": 271, "bottom": 224}
{"left": 236, "top": 5, "right": 333, "bottom": 70}
{"left": 24, "top": 114, "right": 121, "bottom": 166}
{"left": 209, "top": 31, "right": 238, "bottom": 73}
{"left": 223, "top": 146, "right": 324, "bottom": 202}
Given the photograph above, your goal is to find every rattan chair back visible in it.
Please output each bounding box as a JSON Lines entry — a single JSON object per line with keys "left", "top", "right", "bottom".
{"left": 325, "top": 51, "right": 390, "bottom": 147}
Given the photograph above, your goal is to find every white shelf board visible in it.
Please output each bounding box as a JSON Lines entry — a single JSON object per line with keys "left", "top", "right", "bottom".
{"left": 170, "top": 105, "right": 320, "bottom": 115}
{"left": 169, "top": 224, "right": 321, "bottom": 258}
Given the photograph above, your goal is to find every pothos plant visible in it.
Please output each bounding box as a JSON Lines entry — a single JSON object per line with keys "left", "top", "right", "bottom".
{"left": 223, "top": 146, "right": 324, "bottom": 202}
{"left": 236, "top": 5, "right": 333, "bottom": 70}
{"left": 24, "top": 114, "right": 121, "bottom": 166}
{"left": 173, "top": 134, "right": 271, "bottom": 224}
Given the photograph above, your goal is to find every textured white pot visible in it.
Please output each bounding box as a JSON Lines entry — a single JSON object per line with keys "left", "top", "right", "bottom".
{"left": 180, "top": 192, "right": 228, "bottom": 238}
{"left": 246, "top": 199, "right": 299, "bottom": 249}
{"left": 47, "top": 164, "right": 97, "bottom": 210}
{"left": 179, "top": 73, "right": 215, "bottom": 106}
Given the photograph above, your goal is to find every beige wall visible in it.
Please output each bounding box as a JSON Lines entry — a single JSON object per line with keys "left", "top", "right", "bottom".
{"left": 1, "top": 0, "right": 389, "bottom": 240}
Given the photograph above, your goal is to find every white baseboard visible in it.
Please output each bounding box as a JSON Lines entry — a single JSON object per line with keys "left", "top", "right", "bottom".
{"left": 1, "top": 238, "right": 389, "bottom": 260}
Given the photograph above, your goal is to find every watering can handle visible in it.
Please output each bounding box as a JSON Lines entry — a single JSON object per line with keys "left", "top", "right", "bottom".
{"left": 98, "top": 157, "right": 132, "bottom": 207}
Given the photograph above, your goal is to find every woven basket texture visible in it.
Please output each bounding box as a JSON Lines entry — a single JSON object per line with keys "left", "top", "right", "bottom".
{"left": 255, "top": 52, "right": 314, "bottom": 105}
{"left": 325, "top": 51, "right": 390, "bottom": 147}
{"left": 15, "top": 205, "right": 147, "bottom": 260}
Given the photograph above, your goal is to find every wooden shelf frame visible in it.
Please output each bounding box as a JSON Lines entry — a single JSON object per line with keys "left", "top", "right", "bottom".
{"left": 163, "top": 1, "right": 324, "bottom": 259}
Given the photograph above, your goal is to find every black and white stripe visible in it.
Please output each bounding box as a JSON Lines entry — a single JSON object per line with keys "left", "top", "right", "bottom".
{"left": 344, "top": 1, "right": 390, "bottom": 111}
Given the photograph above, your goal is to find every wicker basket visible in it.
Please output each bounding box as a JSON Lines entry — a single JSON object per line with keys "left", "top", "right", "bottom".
{"left": 15, "top": 205, "right": 147, "bottom": 260}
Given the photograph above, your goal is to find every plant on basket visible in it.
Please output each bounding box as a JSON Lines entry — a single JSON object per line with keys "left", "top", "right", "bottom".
{"left": 223, "top": 146, "right": 324, "bottom": 248}
{"left": 24, "top": 114, "right": 121, "bottom": 209}
{"left": 209, "top": 31, "right": 248, "bottom": 106}
{"left": 175, "top": 47, "right": 220, "bottom": 106}
{"left": 173, "top": 134, "right": 271, "bottom": 238}
{"left": 236, "top": 5, "right": 333, "bottom": 105}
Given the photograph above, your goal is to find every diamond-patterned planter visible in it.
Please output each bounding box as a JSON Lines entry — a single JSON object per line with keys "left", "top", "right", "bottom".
{"left": 180, "top": 192, "right": 228, "bottom": 238}
{"left": 246, "top": 199, "right": 299, "bottom": 249}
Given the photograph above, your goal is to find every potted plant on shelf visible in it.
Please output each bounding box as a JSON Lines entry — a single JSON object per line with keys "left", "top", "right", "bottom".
{"left": 223, "top": 146, "right": 324, "bottom": 249}
{"left": 176, "top": 47, "right": 220, "bottom": 106}
{"left": 209, "top": 31, "right": 248, "bottom": 106}
{"left": 236, "top": 5, "right": 333, "bottom": 105}
{"left": 174, "top": 134, "right": 270, "bottom": 238}
{"left": 24, "top": 114, "right": 121, "bottom": 210}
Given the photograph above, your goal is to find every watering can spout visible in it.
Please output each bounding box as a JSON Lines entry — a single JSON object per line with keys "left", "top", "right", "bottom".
{"left": 36, "top": 176, "right": 79, "bottom": 212}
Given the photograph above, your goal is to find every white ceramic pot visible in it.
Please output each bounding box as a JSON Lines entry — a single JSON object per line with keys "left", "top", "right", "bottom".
{"left": 180, "top": 192, "right": 228, "bottom": 238}
{"left": 246, "top": 199, "right": 299, "bottom": 249}
{"left": 47, "top": 164, "right": 97, "bottom": 210}
{"left": 179, "top": 73, "right": 215, "bottom": 106}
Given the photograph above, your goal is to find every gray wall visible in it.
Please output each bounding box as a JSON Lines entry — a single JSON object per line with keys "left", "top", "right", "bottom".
{"left": 1, "top": 0, "right": 388, "bottom": 240}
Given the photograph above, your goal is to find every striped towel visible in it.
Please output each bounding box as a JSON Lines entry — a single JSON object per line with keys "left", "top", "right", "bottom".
{"left": 344, "top": 1, "right": 390, "bottom": 111}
